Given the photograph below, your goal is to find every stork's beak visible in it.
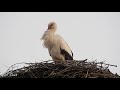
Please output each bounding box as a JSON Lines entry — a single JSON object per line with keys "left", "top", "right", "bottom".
{"left": 47, "top": 27, "right": 51, "bottom": 30}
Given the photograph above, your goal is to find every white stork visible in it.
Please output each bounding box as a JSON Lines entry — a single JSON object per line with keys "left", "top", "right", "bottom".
{"left": 41, "top": 22, "right": 73, "bottom": 63}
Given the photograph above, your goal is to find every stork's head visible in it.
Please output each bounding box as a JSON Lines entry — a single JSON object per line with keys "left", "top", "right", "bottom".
{"left": 47, "top": 22, "right": 57, "bottom": 33}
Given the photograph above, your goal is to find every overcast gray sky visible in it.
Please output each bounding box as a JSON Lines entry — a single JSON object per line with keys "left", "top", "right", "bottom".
{"left": 0, "top": 12, "right": 120, "bottom": 75}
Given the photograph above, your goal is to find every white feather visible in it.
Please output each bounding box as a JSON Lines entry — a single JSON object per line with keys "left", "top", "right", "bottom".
{"left": 55, "top": 34, "right": 73, "bottom": 56}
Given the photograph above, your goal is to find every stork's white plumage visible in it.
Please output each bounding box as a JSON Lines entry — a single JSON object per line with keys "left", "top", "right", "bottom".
{"left": 41, "top": 22, "right": 73, "bottom": 63}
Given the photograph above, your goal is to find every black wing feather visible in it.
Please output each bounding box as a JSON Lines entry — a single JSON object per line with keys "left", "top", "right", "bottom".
{"left": 71, "top": 51, "right": 73, "bottom": 57}
{"left": 60, "top": 47, "right": 73, "bottom": 60}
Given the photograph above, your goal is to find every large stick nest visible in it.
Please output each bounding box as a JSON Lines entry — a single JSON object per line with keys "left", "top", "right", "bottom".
{"left": 1, "top": 59, "right": 120, "bottom": 78}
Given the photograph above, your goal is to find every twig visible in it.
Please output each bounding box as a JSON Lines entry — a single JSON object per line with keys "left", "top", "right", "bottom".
{"left": 85, "top": 69, "right": 89, "bottom": 78}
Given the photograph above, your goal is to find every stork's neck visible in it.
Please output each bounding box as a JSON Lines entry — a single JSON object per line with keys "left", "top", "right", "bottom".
{"left": 42, "top": 29, "right": 57, "bottom": 49}
{"left": 48, "top": 29, "right": 56, "bottom": 34}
